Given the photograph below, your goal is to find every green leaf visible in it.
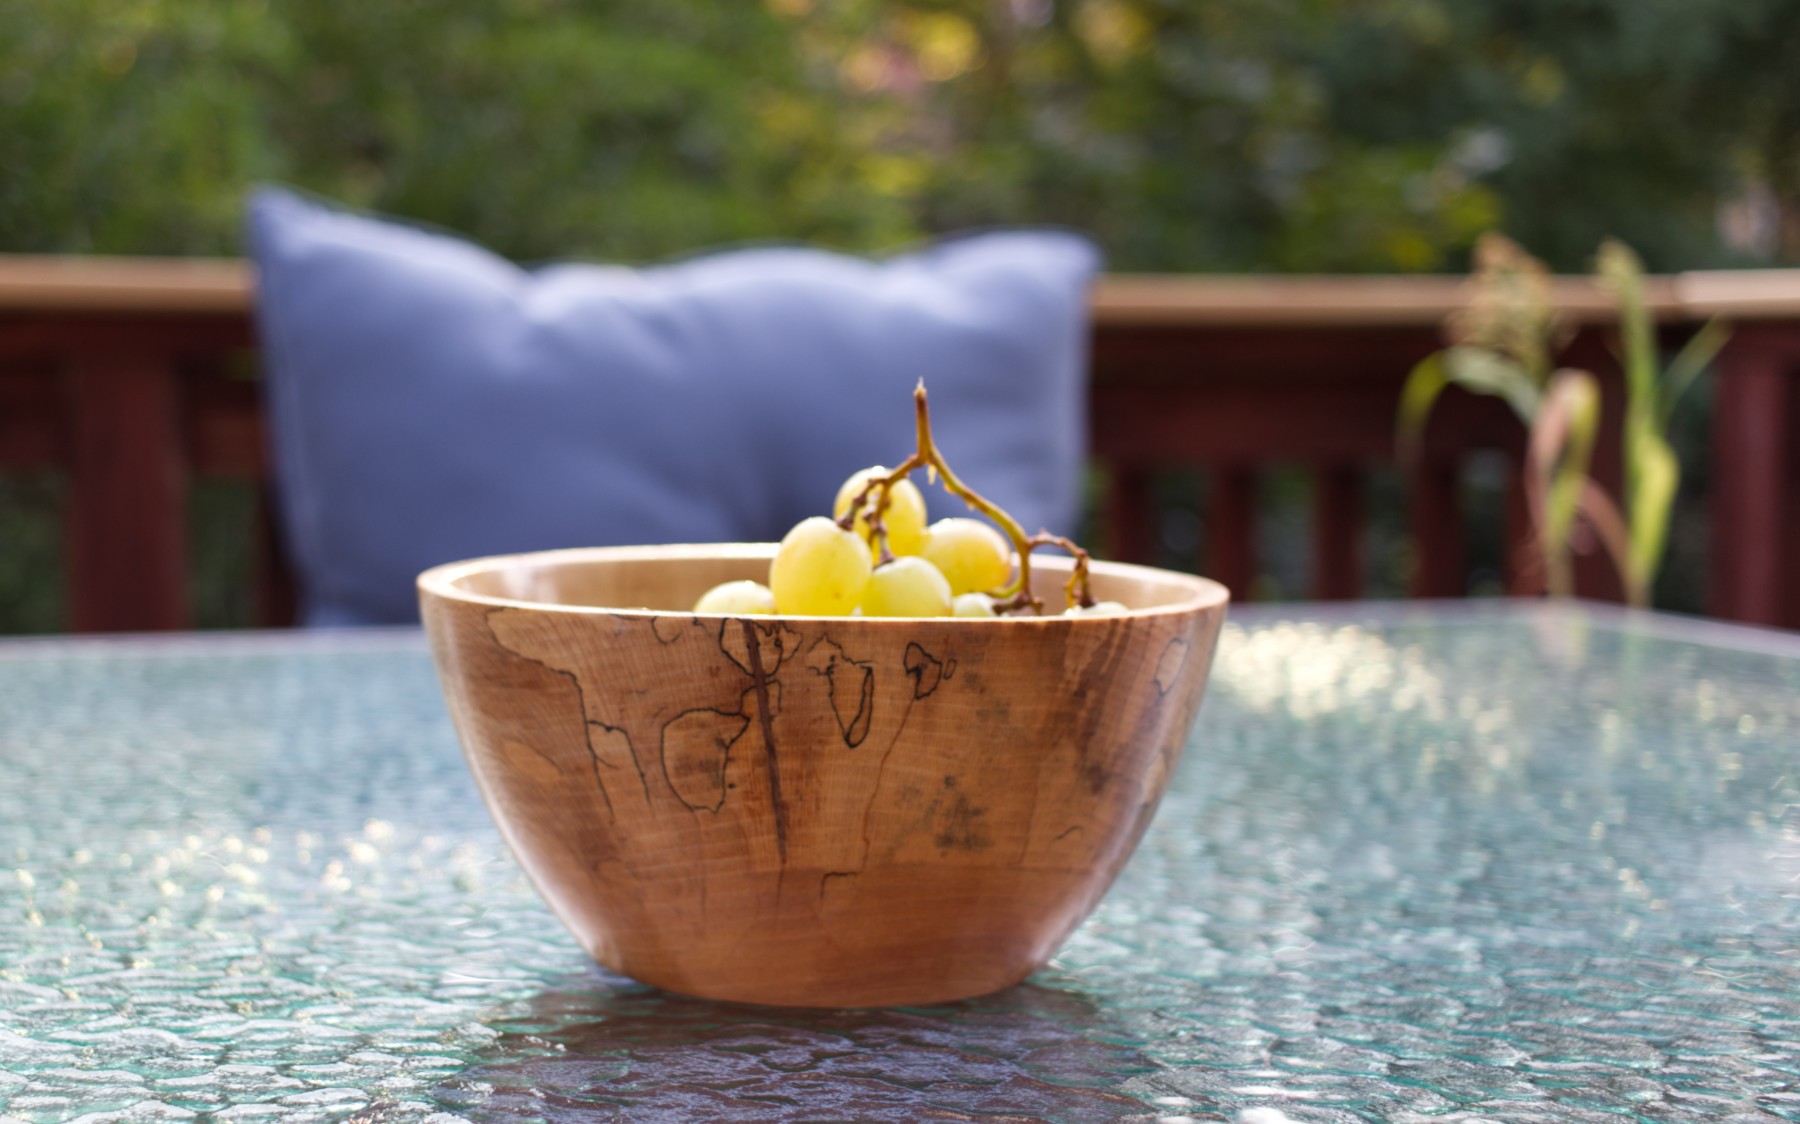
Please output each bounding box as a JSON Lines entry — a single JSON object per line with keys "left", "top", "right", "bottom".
{"left": 1441, "top": 346, "right": 1541, "bottom": 423}
{"left": 1596, "top": 240, "right": 1657, "bottom": 409}
{"left": 1628, "top": 433, "right": 1679, "bottom": 606}
{"left": 1575, "top": 478, "right": 1634, "bottom": 602}
{"left": 1597, "top": 240, "right": 1663, "bottom": 525}
{"left": 1659, "top": 318, "right": 1729, "bottom": 429}
{"left": 1395, "top": 352, "right": 1449, "bottom": 464}
{"left": 1530, "top": 370, "right": 1601, "bottom": 559}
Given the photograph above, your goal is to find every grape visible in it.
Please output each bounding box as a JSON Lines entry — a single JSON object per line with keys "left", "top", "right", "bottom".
{"left": 693, "top": 580, "right": 777, "bottom": 615}
{"left": 833, "top": 466, "right": 927, "bottom": 558}
{"left": 952, "top": 592, "right": 999, "bottom": 618}
{"left": 920, "top": 518, "right": 1012, "bottom": 595}
{"left": 860, "top": 556, "right": 952, "bottom": 618}
{"left": 769, "top": 517, "right": 872, "bottom": 616}
{"left": 1064, "top": 601, "right": 1129, "bottom": 617}
{"left": 770, "top": 388, "right": 1110, "bottom": 618}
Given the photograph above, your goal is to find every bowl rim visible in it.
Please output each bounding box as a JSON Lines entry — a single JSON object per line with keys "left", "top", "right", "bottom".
{"left": 418, "top": 543, "right": 1229, "bottom": 622}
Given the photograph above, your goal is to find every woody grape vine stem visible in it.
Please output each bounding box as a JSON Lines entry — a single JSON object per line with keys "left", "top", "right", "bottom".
{"left": 834, "top": 383, "right": 1095, "bottom": 614}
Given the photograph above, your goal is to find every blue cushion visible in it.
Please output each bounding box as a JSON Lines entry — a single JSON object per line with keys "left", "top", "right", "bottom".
{"left": 247, "top": 187, "right": 1101, "bottom": 626}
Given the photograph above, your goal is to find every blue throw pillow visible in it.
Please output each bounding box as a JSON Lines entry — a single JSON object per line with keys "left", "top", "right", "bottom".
{"left": 248, "top": 187, "right": 1101, "bottom": 626}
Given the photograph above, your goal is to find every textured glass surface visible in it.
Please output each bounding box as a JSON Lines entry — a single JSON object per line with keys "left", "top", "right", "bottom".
{"left": 2, "top": 604, "right": 1799, "bottom": 1122}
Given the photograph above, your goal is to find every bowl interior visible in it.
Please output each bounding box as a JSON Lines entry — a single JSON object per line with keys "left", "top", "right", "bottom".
{"left": 424, "top": 544, "right": 1221, "bottom": 616}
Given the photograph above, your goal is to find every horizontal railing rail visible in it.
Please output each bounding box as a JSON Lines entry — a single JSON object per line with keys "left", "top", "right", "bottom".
{"left": 2, "top": 257, "right": 1797, "bottom": 630}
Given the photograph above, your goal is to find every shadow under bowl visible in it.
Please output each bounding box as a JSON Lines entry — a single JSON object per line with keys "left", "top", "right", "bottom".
{"left": 419, "top": 544, "right": 1227, "bottom": 1007}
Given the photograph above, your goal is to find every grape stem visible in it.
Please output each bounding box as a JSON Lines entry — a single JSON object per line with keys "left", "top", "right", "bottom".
{"left": 834, "top": 382, "right": 1095, "bottom": 614}
{"left": 1025, "top": 532, "right": 1097, "bottom": 611}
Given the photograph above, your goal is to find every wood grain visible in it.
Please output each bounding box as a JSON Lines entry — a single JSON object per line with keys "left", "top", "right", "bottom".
{"left": 419, "top": 544, "right": 1227, "bottom": 1007}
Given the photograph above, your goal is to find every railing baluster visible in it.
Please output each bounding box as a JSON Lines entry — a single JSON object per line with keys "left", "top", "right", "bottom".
{"left": 67, "top": 346, "right": 189, "bottom": 630}
{"left": 1311, "top": 462, "right": 1364, "bottom": 600}
{"left": 254, "top": 483, "right": 298, "bottom": 627}
{"left": 1709, "top": 327, "right": 1794, "bottom": 627}
{"left": 1502, "top": 463, "right": 1544, "bottom": 597}
{"left": 1105, "top": 462, "right": 1155, "bottom": 565}
{"left": 1408, "top": 457, "right": 1464, "bottom": 597}
{"left": 1207, "top": 466, "right": 1257, "bottom": 601}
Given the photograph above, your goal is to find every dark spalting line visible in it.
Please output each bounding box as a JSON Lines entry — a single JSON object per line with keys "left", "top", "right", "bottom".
{"left": 801, "top": 635, "right": 875, "bottom": 749}
{"left": 1153, "top": 636, "right": 1192, "bottom": 696}
{"left": 826, "top": 653, "right": 874, "bottom": 748}
{"left": 650, "top": 615, "right": 692, "bottom": 645}
{"left": 1121, "top": 627, "right": 1205, "bottom": 785}
{"left": 719, "top": 616, "right": 800, "bottom": 678}
{"left": 740, "top": 618, "right": 789, "bottom": 864}
{"left": 854, "top": 636, "right": 941, "bottom": 862}
{"left": 821, "top": 656, "right": 874, "bottom": 748}
{"left": 589, "top": 719, "right": 651, "bottom": 807}
{"left": 721, "top": 618, "right": 801, "bottom": 676}
{"left": 799, "top": 634, "right": 874, "bottom": 745}
{"left": 1068, "top": 618, "right": 1135, "bottom": 795}
{"left": 517, "top": 737, "right": 571, "bottom": 778}
{"left": 1121, "top": 679, "right": 1173, "bottom": 781}
{"left": 817, "top": 869, "right": 860, "bottom": 904}
{"left": 761, "top": 621, "right": 800, "bottom": 672}
{"left": 1054, "top": 824, "right": 1085, "bottom": 842}
{"left": 659, "top": 706, "right": 750, "bottom": 813}
{"left": 863, "top": 670, "right": 920, "bottom": 832}
{"left": 944, "top": 658, "right": 958, "bottom": 679}
{"left": 483, "top": 606, "right": 653, "bottom": 821}
{"left": 903, "top": 642, "right": 945, "bottom": 699}
{"left": 845, "top": 668, "right": 873, "bottom": 746}
{"left": 717, "top": 617, "right": 750, "bottom": 675}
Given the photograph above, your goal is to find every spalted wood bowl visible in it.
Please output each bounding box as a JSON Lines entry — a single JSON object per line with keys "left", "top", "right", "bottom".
{"left": 419, "top": 544, "right": 1228, "bottom": 1007}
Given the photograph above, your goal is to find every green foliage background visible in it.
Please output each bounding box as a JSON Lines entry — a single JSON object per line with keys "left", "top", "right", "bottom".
{"left": 4, "top": 0, "right": 1797, "bottom": 628}
{"left": 9, "top": 0, "right": 1799, "bottom": 270}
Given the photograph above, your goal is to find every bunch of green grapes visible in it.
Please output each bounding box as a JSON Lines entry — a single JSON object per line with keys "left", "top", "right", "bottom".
{"left": 693, "top": 387, "right": 1127, "bottom": 619}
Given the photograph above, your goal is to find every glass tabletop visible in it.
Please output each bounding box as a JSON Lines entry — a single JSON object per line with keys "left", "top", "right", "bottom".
{"left": 2, "top": 602, "right": 1798, "bottom": 1122}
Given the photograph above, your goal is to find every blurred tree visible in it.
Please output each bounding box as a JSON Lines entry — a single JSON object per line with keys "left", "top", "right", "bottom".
{"left": 781, "top": 0, "right": 1502, "bottom": 271}
{"left": 1312, "top": 0, "right": 1785, "bottom": 270}
{"left": 0, "top": 0, "right": 898, "bottom": 259}
{"left": 3, "top": 0, "right": 1796, "bottom": 270}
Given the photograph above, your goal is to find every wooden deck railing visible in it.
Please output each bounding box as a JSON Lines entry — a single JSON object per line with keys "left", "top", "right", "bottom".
{"left": 2, "top": 256, "right": 1798, "bottom": 631}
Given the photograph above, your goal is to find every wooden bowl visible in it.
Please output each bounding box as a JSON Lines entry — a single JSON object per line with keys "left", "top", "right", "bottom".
{"left": 418, "top": 544, "right": 1227, "bottom": 1007}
